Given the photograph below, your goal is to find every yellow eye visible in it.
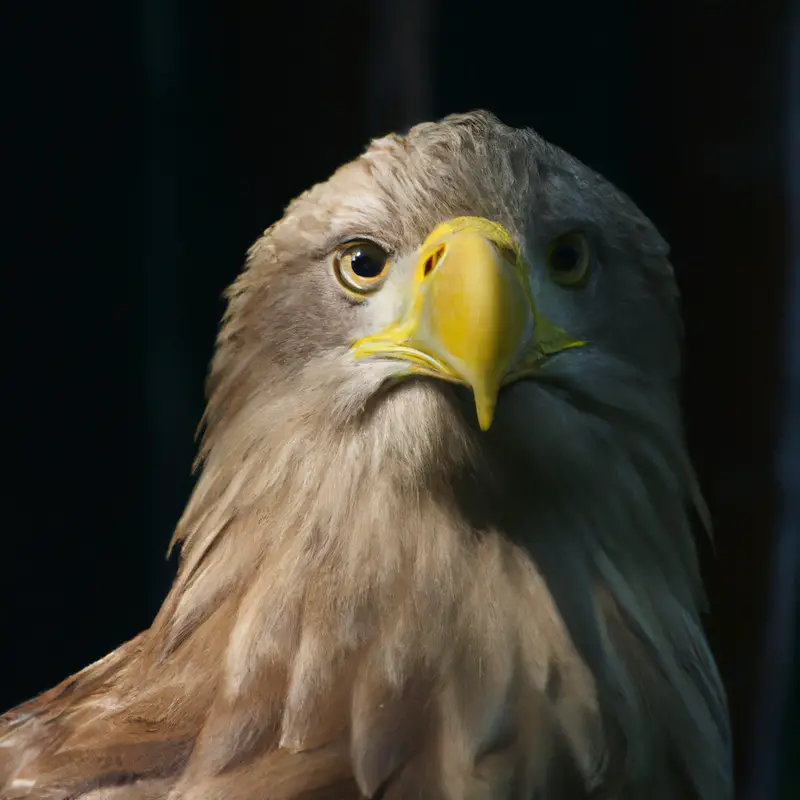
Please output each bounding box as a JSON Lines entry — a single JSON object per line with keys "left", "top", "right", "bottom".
{"left": 333, "top": 241, "right": 391, "bottom": 294}
{"left": 546, "top": 232, "right": 591, "bottom": 287}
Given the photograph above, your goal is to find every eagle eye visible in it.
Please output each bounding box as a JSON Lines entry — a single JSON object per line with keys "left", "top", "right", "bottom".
{"left": 333, "top": 241, "right": 391, "bottom": 295}
{"left": 546, "top": 232, "right": 591, "bottom": 287}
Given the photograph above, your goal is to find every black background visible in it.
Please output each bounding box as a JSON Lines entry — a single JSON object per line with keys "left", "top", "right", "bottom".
{"left": 2, "top": 1, "right": 797, "bottom": 797}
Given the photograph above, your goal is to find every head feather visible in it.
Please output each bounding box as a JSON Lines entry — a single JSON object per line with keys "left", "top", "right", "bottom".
{"left": 0, "top": 111, "right": 731, "bottom": 800}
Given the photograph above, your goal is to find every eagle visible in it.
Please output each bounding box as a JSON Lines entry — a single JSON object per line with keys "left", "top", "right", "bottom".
{"left": 0, "top": 111, "right": 732, "bottom": 799}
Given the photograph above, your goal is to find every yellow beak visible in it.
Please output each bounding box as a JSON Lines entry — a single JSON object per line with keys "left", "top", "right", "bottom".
{"left": 352, "top": 217, "right": 584, "bottom": 430}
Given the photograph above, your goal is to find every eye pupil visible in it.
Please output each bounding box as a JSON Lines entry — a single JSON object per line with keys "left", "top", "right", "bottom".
{"left": 550, "top": 243, "right": 581, "bottom": 273}
{"left": 334, "top": 240, "right": 391, "bottom": 294}
{"left": 350, "top": 247, "right": 384, "bottom": 278}
{"left": 547, "top": 232, "right": 591, "bottom": 287}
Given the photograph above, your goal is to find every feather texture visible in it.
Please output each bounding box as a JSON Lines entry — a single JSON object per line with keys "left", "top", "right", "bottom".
{"left": 0, "top": 111, "right": 732, "bottom": 799}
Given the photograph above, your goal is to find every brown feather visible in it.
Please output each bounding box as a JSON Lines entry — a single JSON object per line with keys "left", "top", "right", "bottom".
{"left": 0, "top": 111, "right": 731, "bottom": 799}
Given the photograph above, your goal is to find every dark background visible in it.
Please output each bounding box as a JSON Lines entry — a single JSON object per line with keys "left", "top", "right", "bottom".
{"left": 2, "top": 1, "right": 797, "bottom": 798}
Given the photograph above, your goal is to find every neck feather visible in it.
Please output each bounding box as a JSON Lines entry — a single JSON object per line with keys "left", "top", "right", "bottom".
{"left": 131, "top": 377, "right": 729, "bottom": 797}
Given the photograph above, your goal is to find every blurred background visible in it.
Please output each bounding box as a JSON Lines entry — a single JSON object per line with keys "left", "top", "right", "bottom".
{"left": 2, "top": 0, "right": 798, "bottom": 797}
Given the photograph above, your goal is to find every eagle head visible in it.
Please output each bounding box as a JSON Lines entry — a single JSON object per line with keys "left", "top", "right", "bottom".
{"left": 0, "top": 111, "right": 731, "bottom": 800}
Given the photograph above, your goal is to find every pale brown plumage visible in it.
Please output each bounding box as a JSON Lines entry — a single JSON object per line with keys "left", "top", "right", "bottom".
{"left": 0, "top": 111, "right": 732, "bottom": 799}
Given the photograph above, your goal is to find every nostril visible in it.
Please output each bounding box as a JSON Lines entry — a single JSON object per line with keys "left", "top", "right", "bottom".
{"left": 423, "top": 245, "right": 446, "bottom": 277}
